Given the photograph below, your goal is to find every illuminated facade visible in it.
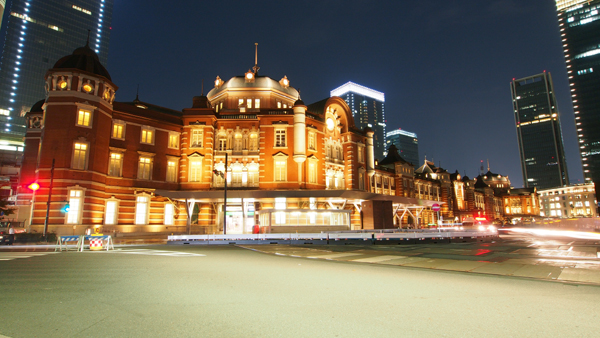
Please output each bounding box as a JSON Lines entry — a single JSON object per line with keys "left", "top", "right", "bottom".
{"left": 0, "top": 0, "right": 113, "bottom": 152}
{"left": 538, "top": 183, "right": 597, "bottom": 218}
{"left": 555, "top": 0, "right": 600, "bottom": 196}
{"left": 511, "top": 72, "right": 569, "bottom": 189}
{"left": 331, "top": 82, "right": 386, "bottom": 160}
{"left": 17, "top": 45, "right": 450, "bottom": 235}
{"left": 386, "top": 128, "right": 419, "bottom": 166}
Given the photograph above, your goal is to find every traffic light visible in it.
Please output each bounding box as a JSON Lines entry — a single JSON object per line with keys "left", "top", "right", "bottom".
{"left": 61, "top": 203, "right": 70, "bottom": 213}
{"left": 28, "top": 182, "right": 40, "bottom": 191}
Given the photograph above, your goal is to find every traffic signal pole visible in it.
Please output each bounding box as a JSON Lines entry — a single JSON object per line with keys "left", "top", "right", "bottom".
{"left": 43, "top": 158, "right": 55, "bottom": 238}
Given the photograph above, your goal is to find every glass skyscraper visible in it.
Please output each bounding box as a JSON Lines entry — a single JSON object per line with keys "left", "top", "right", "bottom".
{"left": 0, "top": 0, "right": 113, "bottom": 147}
{"left": 511, "top": 72, "right": 569, "bottom": 190}
{"left": 555, "top": 0, "right": 600, "bottom": 191}
{"left": 330, "top": 82, "right": 386, "bottom": 160}
{"left": 386, "top": 128, "right": 419, "bottom": 166}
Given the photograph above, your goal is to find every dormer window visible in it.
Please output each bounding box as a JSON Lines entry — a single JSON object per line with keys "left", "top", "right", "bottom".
{"left": 82, "top": 82, "right": 93, "bottom": 93}
{"left": 245, "top": 70, "right": 255, "bottom": 83}
{"left": 280, "top": 76, "right": 289, "bottom": 88}
{"left": 214, "top": 76, "right": 224, "bottom": 88}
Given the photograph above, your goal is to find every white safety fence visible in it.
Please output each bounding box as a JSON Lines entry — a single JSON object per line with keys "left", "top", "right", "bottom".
{"left": 168, "top": 229, "right": 497, "bottom": 242}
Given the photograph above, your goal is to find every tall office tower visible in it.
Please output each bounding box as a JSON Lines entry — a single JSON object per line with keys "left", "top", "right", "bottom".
{"left": 511, "top": 72, "right": 569, "bottom": 189}
{"left": 331, "top": 82, "right": 386, "bottom": 160}
{"left": 386, "top": 128, "right": 419, "bottom": 166}
{"left": 0, "top": 0, "right": 6, "bottom": 30}
{"left": 0, "top": 0, "right": 113, "bottom": 151}
{"left": 555, "top": 0, "right": 600, "bottom": 192}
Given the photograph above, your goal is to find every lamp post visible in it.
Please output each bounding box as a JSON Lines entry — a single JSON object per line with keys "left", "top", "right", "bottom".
{"left": 43, "top": 158, "right": 55, "bottom": 238}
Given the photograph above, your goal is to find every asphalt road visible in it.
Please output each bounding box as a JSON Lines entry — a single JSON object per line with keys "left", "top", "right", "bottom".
{"left": 1, "top": 242, "right": 599, "bottom": 337}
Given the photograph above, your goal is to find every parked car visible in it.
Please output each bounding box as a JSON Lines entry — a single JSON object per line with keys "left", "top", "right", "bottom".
{"left": 0, "top": 229, "right": 14, "bottom": 245}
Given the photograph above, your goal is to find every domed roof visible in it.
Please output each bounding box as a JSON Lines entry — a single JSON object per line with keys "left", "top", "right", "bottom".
{"left": 52, "top": 43, "right": 111, "bottom": 81}
{"left": 207, "top": 75, "right": 299, "bottom": 98}
{"left": 29, "top": 99, "right": 45, "bottom": 113}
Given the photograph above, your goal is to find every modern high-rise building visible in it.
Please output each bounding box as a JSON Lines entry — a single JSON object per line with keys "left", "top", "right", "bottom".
{"left": 555, "top": 0, "right": 600, "bottom": 193}
{"left": 0, "top": 0, "right": 6, "bottom": 30}
{"left": 0, "top": 0, "right": 113, "bottom": 154}
{"left": 330, "top": 82, "right": 386, "bottom": 160}
{"left": 511, "top": 72, "right": 569, "bottom": 190}
{"left": 386, "top": 128, "right": 419, "bottom": 166}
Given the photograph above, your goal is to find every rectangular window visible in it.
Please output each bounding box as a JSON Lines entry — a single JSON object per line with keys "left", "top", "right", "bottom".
{"left": 254, "top": 98, "right": 260, "bottom": 109}
{"left": 308, "top": 132, "right": 316, "bottom": 151}
{"left": 238, "top": 98, "right": 244, "bottom": 107}
{"left": 141, "top": 127, "right": 154, "bottom": 144}
{"left": 308, "top": 162, "right": 317, "bottom": 184}
{"left": 66, "top": 190, "right": 83, "bottom": 224}
{"left": 112, "top": 121, "right": 125, "bottom": 139}
{"left": 247, "top": 98, "right": 252, "bottom": 108}
{"left": 249, "top": 134, "right": 258, "bottom": 151}
{"left": 358, "top": 146, "right": 364, "bottom": 163}
{"left": 138, "top": 157, "right": 153, "bottom": 180}
{"left": 189, "top": 159, "right": 202, "bottom": 182}
{"left": 105, "top": 200, "right": 118, "bottom": 225}
{"left": 166, "top": 161, "right": 177, "bottom": 183}
{"left": 164, "top": 203, "right": 174, "bottom": 225}
{"left": 135, "top": 195, "right": 149, "bottom": 225}
{"left": 191, "top": 129, "right": 203, "bottom": 147}
{"left": 275, "top": 159, "right": 287, "bottom": 181}
{"left": 77, "top": 109, "right": 91, "bottom": 127}
{"left": 275, "top": 129, "right": 286, "bottom": 147}
{"left": 72, "top": 142, "right": 87, "bottom": 170}
{"left": 219, "top": 137, "right": 227, "bottom": 151}
{"left": 277, "top": 101, "right": 282, "bottom": 108}
{"left": 108, "top": 152, "right": 123, "bottom": 177}
{"left": 168, "top": 133, "right": 179, "bottom": 149}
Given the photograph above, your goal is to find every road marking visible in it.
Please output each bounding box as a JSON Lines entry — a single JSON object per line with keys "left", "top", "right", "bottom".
{"left": 111, "top": 249, "right": 206, "bottom": 257}
{"left": 0, "top": 252, "right": 58, "bottom": 261}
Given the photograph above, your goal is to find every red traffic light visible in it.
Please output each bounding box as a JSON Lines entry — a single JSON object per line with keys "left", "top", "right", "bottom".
{"left": 28, "top": 182, "right": 40, "bottom": 191}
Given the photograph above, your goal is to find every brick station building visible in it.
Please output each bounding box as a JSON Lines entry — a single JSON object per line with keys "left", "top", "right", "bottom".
{"left": 16, "top": 44, "right": 535, "bottom": 236}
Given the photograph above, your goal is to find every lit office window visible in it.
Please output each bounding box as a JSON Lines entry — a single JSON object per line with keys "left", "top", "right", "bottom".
{"left": 66, "top": 190, "right": 83, "bottom": 224}
{"left": 191, "top": 129, "right": 203, "bottom": 147}
{"left": 108, "top": 152, "right": 123, "bottom": 177}
{"left": 166, "top": 161, "right": 177, "bottom": 183}
{"left": 274, "top": 158, "right": 287, "bottom": 182}
{"left": 189, "top": 159, "right": 202, "bottom": 182}
{"left": 72, "top": 142, "right": 88, "bottom": 170}
{"left": 141, "top": 127, "right": 154, "bottom": 144}
{"left": 112, "top": 121, "right": 125, "bottom": 139}
{"left": 275, "top": 129, "right": 286, "bottom": 147}
{"left": 135, "top": 195, "right": 150, "bottom": 225}
{"left": 254, "top": 99, "right": 260, "bottom": 109}
{"left": 168, "top": 133, "right": 179, "bottom": 149}
{"left": 77, "top": 109, "right": 91, "bottom": 127}
{"left": 164, "top": 203, "right": 174, "bottom": 225}
{"left": 138, "top": 157, "right": 153, "bottom": 180}
{"left": 105, "top": 200, "right": 118, "bottom": 225}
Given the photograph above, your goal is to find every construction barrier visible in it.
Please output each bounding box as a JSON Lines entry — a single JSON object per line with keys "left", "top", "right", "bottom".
{"left": 54, "top": 235, "right": 114, "bottom": 252}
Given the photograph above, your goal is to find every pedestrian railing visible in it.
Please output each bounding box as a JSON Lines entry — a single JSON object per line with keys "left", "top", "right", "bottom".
{"left": 55, "top": 235, "right": 115, "bottom": 252}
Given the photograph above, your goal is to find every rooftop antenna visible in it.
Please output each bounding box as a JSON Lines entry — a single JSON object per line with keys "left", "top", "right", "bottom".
{"left": 480, "top": 160, "right": 484, "bottom": 175}
{"left": 252, "top": 43, "right": 260, "bottom": 74}
{"left": 487, "top": 159, "right": 490, "bottom": 171}
{"left": 86, "top": 29, "right": 91, "bottom": 46}
{"left": 201, "top": 79, "right": 204, "bottom": 96}
{"left": 135, "top": 84, "right": 140, "bottom": 101}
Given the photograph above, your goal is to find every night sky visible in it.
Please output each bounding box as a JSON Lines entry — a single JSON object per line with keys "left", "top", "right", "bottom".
{"left": 106, "top": 0, "right": 579, "bottom": 187}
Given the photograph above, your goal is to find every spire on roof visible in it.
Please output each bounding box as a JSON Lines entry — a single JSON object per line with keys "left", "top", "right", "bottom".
{"left": 252, "top": 43, "right": 260, "bottom": 74}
